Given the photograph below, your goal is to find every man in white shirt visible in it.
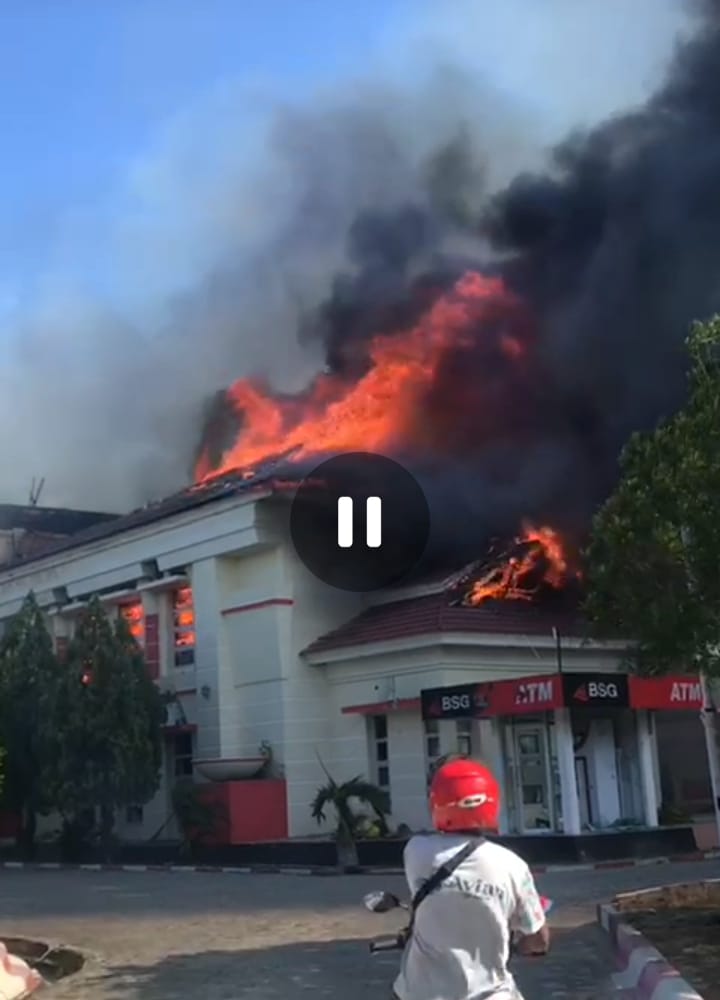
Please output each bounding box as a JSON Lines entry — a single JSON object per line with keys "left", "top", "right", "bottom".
{"left": 392, "top": 758, "right": 549, "bottom": 1000}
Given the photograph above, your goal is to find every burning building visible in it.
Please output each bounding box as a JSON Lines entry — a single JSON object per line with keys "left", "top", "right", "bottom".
{"left": 0, "top": 457, "right": 712, "bottom": 856}
{"left": 3, "top": 7, "right": 720, "bottom": 857}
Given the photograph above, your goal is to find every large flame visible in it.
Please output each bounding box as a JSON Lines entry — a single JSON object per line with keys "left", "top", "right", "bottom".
{"left": 195, "top": 271, "right": 526, "bottom": 482}
{"left": 465, "top": 523, "right": 574, "bottom": 605}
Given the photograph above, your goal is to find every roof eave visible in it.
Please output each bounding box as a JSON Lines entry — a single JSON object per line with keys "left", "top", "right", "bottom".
{"left": 302, "top": 630, "right": 632, "bottom": 665}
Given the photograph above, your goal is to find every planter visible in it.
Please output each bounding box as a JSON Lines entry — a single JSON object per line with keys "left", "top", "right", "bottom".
{"left": 194, "top": 757, "right": 266, "bottom": 781}
{"left": 598, "top": 880, "right": 720, "bottom": 1000}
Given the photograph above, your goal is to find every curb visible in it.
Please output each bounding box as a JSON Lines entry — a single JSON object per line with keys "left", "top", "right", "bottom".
{"left": 597, "top": 895, "right": 705, "bottom": 1000}
{"left": 0, "top": 850, "right": 718, "bottom": 878}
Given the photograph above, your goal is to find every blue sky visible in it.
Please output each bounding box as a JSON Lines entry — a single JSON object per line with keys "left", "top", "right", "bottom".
{"left": 0, "top": 0, "right": 692, "bottom": 322}
{"left": 0, "top": 0, "right": 416, "bottom": 312}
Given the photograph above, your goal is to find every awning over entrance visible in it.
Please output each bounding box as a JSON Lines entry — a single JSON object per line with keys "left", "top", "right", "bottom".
{"left": 420, "top": 672, "right": 705, "bottom": 720}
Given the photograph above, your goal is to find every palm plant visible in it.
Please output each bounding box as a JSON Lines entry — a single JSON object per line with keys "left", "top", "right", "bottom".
{"left": 310, "top": 760, "right": 391, "bottom": 868}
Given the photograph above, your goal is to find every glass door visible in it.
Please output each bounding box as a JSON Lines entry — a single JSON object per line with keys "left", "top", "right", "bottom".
{"left": 512, "top": 722, "right": 555, "bottom": 832}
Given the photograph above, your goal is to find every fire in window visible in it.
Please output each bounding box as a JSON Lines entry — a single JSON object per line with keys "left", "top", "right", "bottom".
{"left": 172, "top": 587, "right": 196, "bottom": 667}
{"left": 119, "top": 601, "right": 145, "bottom": 643}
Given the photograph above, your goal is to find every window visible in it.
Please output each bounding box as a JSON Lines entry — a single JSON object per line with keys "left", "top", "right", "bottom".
{"left": 172, "top": 587, "right": 196, "bottom": 667}
{"left": 370, "top": 715, "right": 390, "bottom": 793}
{"left": 424, "top": 718, "right": 443, "bottom": 784}
{"left": 456, "top": 718, "right": 473, "bottom": 757}
{"left": 173, "top": 732, "right": 194, "bottom": 777}
{"left": 119, "top": 601, "right": 145, "bottom": 643}
{"left": 125, "top": 805, "right": 144, "bottom": 824}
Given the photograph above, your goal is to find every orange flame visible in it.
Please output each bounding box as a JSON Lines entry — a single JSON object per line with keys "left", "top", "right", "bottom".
{"left": 465, "top": 522, "right": 572, "bottom": 605}
{"left": 195, "top": 271, "right": 526, "bottom": 482}
{"left": 120, "top": 601, "right": 145, "bottom": 642}
{"left": 173, "top": 586, "right": 196, "bottom": 651}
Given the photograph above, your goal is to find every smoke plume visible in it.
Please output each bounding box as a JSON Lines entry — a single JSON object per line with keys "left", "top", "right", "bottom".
{"left": 0, "top": 0, "right": 700, "bottom": 523}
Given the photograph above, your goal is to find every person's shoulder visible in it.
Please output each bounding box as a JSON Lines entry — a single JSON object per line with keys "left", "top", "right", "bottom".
{"left": 480, "top": 839, "right": 531, "bottom": 875}
{"left": 404, "top": 831, "right": 462, "bottom": 865}
{"left": 403, "top": 832, "right": 438, "bottom": 859}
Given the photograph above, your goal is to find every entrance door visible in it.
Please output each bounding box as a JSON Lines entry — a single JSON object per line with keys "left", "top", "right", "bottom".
{"left": 512, "top": 723, "right": 555, "bottom": 832}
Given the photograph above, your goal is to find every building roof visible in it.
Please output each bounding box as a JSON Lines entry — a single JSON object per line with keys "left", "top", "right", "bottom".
{"left": 0, "top": 469, "right": 295, "bottom": 572}
{"left": 0, "top": 504, "right": 116, "bottom": 535}
{"left": 303, "top": 589, "right": 589, "bottom": 656}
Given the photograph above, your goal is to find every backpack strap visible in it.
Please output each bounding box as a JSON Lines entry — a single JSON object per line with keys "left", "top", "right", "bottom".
{"left": 409, "top": 838, "right": 481, "bottom": 923}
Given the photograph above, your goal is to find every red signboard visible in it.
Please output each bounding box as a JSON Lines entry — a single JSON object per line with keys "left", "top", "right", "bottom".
{"left": 489, "top": 674, "right": 565, "bottom": 715}
{"left": 628, "top": 675, "right": 704, "bottom": 710}
{"left": 421, "top": 674, "right": 565, "bottom": 719}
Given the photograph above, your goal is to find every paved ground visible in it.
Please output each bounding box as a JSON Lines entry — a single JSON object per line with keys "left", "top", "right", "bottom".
{"left": 0, "top": 858, "right": 718, "bottom": 999}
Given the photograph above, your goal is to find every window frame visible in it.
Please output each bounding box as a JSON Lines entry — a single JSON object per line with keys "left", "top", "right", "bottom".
{"left": 173, "top": 731, "right": 194, "bottom": 778}
{"left": 369, "top": 714, "right": 391, "bottom": 800}
{"left": 172, "top": 587, "right": 196, "bottom": 669}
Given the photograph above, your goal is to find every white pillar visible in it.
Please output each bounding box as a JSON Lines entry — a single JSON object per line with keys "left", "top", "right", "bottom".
{"left": 555, "top": 708, "right": 581, "bottom": 835}
{"left": 484, "top": 718, "right": 510, "bottom": 834}
{"left": 636, "top": 710, "right": 660, "bottom": 827}
{"left": 699, "top": 674, "right": 720, "bottom": 845}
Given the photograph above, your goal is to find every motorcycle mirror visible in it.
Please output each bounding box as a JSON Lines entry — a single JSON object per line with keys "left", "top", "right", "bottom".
{"left": 363, "top": 891, "right": 401, "bottom": 913}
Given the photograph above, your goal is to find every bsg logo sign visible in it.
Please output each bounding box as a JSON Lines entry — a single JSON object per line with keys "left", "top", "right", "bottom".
{"left": 422, "top": 684, "right": 489, "bottom": 719}
{"left": 566, "top": 673, "right": 629, "bottom": 707}
{"left": 441, "top": 693, "right": 471, "bottom": 713}
{"left": 588, "top": 681, "right": 618, "bottom": 699}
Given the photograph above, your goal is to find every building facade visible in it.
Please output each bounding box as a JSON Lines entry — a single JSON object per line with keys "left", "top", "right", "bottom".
{"left": 0, "top": 479, "right": 714, "bottom": 844}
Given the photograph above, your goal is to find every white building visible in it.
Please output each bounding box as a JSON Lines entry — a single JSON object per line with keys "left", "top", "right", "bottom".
{"left": 0, "top": 477, "right": 714, "bottom": 846}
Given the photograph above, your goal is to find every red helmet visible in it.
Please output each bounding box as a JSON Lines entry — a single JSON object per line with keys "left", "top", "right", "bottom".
{"left": 429, "top": 758, "right": 501, "bottom": 833}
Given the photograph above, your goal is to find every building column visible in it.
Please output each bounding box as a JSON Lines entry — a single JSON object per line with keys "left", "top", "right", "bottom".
{"left": 554, "top": 708, "right": 581, "bottom": 835}
{"left": 636, "top": 710, "right": 660, "bottom": 827}
{"left": 485, "top": 718, "right": 510, "bottom": 835}
{"left": 140, "top": 590, "right": 162, "bottom": 682}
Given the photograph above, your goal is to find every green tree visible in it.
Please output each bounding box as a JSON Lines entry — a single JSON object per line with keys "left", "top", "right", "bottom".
{"left": 0, "top": 592, "right": 58, "bottom": 856}
{"left": 585, "top": 315, "right": 720, "bottom": 676}
{"left": 310, "top": 759, "right": 390, "bottom": 868}
{"left": 47, "top": 596, "right": 165, "bottom": 857}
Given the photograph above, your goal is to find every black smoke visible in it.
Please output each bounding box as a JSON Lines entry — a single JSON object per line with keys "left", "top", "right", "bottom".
{"left": 198, "top": 3, "right": 720, "bottom": 570}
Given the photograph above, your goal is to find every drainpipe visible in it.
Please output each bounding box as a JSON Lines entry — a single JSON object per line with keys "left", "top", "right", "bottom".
{"left": 552, "top": 627, "right": 563, "bottom": 674}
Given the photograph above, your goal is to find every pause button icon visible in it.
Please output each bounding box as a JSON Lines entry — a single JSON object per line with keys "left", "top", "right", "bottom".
{"left": 337, "top": 496, "right": 382, "bottom": 549}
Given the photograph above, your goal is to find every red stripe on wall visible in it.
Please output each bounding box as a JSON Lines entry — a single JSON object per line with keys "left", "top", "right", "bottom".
{"left": 342, "top": 697, "right": 421, "bottom": 716}
{"left": 221, "top": 598, "right": 294, "bottom": 616}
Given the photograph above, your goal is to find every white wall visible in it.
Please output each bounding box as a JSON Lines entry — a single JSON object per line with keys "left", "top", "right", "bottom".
{"left": 283, "top": 544, "right": 364, "bottom": 837}
{"left": 585, "top": 718, "right": 621, "bottom": 827}
{"left": 387, "top": 712, "right": 431, "bottom": 831}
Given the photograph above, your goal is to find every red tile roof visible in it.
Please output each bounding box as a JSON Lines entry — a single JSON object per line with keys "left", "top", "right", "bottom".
{"left": 303, "top": 591, "right": 588, "bottom": 656}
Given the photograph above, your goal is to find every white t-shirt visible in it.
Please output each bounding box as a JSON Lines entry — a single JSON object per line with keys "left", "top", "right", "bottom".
{"left": 393, "top": 834, "right": 547, "bottom": 1000}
